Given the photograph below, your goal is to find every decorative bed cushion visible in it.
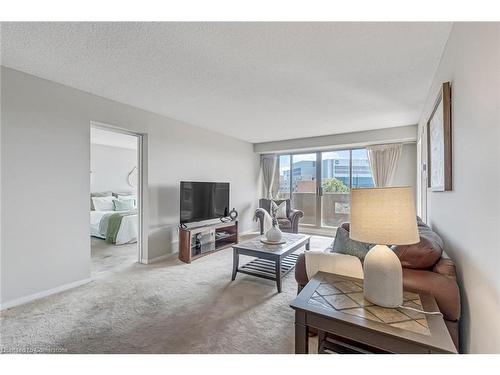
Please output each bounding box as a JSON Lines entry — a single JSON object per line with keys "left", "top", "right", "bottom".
{"left": 113, "top": 192, "right": 134, "bottom": 198}
{"left": 90, "top": 191, "right": 112, "bottom": 210}
{"left": 117, "top": 194, "right": 136, "bottom": 208}
{"left": 92, "top": 196, "right": 114, "bottom": 211}
{"left": 113, "top": 198, "right": 135, "bottom": 211}
{"left": 393, "top": 220, "right": 443, "bottom": 269}
{"left": 332, "top": 226, "right": 374, "bottom": 261}
{"left": 117, "top": 194, "right": 135, "bottom": 200}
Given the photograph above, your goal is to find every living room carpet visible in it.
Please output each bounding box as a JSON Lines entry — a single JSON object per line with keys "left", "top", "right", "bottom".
{"left": 0, "top": 234, "right": 332, "bottom": 354}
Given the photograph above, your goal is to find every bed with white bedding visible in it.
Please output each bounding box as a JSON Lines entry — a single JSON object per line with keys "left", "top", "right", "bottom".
{"left": 90, "top": 210, "right": 138, "bottom": 245}
{"left": 90, "top": 194, "right": 138, "bottom": 245}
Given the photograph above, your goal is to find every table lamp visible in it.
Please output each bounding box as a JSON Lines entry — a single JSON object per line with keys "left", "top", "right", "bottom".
{"left": 350, "top": 187, "right": 419, "bottom": 308}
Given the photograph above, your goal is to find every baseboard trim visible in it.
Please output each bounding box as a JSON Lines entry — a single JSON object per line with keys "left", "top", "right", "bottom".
{"left": 0, "top": 277, "right": 92, "bottom": 311}
{"left": 142, "top": 253, "right": 171, "bottom": 264}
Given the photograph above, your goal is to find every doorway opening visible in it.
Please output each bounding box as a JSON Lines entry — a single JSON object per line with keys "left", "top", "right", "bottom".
{"left": 89, "top": 124, "right": 144, "bottom": 277}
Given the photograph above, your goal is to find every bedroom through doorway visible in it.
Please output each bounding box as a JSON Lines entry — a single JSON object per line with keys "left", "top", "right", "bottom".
{"left": 90, "top": 125, "right": 142, "bottom": 277}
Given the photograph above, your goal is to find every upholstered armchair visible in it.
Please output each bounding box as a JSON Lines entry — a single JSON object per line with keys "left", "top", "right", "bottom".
{"left": 254, "top": 199, "right": 304, "bottom": 234}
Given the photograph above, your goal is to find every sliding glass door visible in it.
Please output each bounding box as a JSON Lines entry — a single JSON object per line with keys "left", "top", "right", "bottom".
{"left": 291, "top": 153, "right": 317, "bottom": 225}
{"left": 276, "top": 148, "right": 374, "bottom": 229}
{"left": 321, "top": 150, "right": 350, "bottom": 227}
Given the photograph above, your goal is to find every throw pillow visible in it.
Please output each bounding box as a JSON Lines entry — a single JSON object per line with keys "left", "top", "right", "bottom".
{"left": 332, "top": 227, "right": 375, "bottom": 261}
{"left": 271, "top": 200, "right": 287, "bottom": 219}
{"left": 113, "top": 198, "right": 135, "bottom": 211}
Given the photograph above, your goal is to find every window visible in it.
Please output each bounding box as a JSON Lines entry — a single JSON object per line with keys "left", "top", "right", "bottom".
{"left": 291, "top": 153, "right": 317, "bottom": 225}
{"left": 277, "top": 155, "right": 291, "bottom": 199}
{"left": 276, "top": 148, "right": 374, "bottom": 228}
{"left": 351, "top": 149, "right": 374, "bottom": 189}
{"left": 321, "top": 150, "right": 350, "bottom": 227}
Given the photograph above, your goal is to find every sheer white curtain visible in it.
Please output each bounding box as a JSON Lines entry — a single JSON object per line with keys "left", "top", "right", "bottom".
{"left": 261, "top": 154, "right": 278, "bottom": 199}
{"left": 366, "top": 144, "right": 403, "bottom": 187}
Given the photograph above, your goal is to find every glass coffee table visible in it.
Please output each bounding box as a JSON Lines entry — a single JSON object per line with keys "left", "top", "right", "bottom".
{"left": 231, "top": 233, "right": 310, "bottom": 293}
{"left": 291, "top": 271, "right": 457, "bottom": 354}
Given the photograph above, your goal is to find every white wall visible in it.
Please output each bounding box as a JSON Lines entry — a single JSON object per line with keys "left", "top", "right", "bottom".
{"left": 417, "top": 23, "right": 500, "bottom": 353}
{"left": 90, "top": 143, "right": 137, "bottom": 194}
{"left": 1, "top": 67, "right": 260, "bottom": 307}
{"left": 253, "top": 125, "right": 417, "bottom": 154}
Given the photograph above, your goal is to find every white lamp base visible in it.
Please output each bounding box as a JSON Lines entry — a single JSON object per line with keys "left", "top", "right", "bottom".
{"left": 363, "top": 244, "right": 403, "bottom": 308}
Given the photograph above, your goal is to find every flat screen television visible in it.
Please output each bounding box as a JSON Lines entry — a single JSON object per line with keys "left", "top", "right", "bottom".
{"left": 180, "top": 181, "right": 230, "bottom": 224}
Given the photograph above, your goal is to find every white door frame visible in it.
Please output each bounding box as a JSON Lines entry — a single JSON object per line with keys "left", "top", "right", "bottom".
{"left": 90, "top": 121, "right": 149, "bottom": 264}
{"left": 417, "top": 125, "right": 428, "bottom": 222}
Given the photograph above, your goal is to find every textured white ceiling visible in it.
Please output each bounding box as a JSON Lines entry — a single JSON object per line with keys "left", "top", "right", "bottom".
{"left": 1, "top": 22, "right": 451, "bottom": 143}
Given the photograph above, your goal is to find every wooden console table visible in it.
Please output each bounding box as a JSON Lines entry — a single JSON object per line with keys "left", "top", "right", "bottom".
{"left": 179, "top": 221, "right": 238, "bottom": 263}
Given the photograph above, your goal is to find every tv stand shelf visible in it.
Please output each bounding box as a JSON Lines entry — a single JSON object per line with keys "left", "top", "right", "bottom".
{"left": 179, "top": 221, "right": 238, "bottom": 263}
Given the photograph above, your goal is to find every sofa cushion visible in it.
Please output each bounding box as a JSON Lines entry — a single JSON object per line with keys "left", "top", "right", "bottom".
{"left": 277, "top": 218, "right": 291, "bottom": 229}
{"left": 332, "top": 227, "right": 374, "bottom": 261}
{"left": 393, "top": 220, "right": 443, "bottom": 269}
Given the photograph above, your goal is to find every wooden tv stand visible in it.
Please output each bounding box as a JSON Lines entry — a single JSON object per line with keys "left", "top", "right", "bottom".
{"left": 178, "top": 220, "right": 238, "bottom": 263}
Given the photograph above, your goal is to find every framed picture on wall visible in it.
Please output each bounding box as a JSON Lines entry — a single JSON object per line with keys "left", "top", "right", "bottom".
{"left": 427, "top": 81, "right": 452, "bottom": 191}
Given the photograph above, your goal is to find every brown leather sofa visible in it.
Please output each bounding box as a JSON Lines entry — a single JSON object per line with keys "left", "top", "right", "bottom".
{"left": 295, "top": 219, "right": 461, "bottom": 351}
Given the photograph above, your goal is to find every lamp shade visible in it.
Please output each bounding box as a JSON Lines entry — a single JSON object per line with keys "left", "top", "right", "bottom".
{"left": 350, "top": 187, "right": 419, "bottom": 245}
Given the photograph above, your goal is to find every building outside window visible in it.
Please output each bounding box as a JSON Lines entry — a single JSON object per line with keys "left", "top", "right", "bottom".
{"left": 276, "top": 148, "right": 374, "bottom": 228}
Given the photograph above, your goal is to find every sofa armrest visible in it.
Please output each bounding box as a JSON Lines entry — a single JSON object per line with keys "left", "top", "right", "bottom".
{"left": 403, "top": 268, "right": 461, "bottom": 322}
{"left": 432, "top": 258, "right": 458, "bottom": 280}
{"left": 289, "top": 209, "right": 304, "bottom": 233}
{"left": 295, "top": 253, "right": 309, "bottom": 292}
{"left": 295, "top": 251, "right": 364, "bottom": 291}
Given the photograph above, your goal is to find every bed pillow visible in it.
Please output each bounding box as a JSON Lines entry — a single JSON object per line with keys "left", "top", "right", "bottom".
{"left": 113, "top": 198, "right": 135, "bottom": 211}
{"left": 92, "top": 196, "right": 115, "bottom": 211}
{"left": 117, "top": 194, "right": 137, "bottom": 208}
{"left": 117, "top": 194, "right": 135, "bottom": 200}
{"left": 332, "top": 227, "right": 375, "bottom": 261}
{"left": 90, "top": 191, "right": 112, "bottom": 210}
{"left": 113, "top": 192, "right": 134, "bottom": 198}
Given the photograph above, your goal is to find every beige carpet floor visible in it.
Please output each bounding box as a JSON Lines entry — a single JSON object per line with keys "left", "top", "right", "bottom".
{"left": 0, "top": 234, "right": 332, "bottom": 354}
{"left": 90, "top": 237, "right": 139, "bottom": 278}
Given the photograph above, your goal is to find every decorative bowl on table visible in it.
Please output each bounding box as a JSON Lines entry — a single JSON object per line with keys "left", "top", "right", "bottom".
{"left": 260, "top": 238, "right": 286, "bottom": 245}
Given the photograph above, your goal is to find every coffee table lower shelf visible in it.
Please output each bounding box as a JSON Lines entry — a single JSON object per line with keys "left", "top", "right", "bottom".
{"left": 231, "top": 233, "right": 311, "bottom": 293}
{"left": 237, "top": 253, "right": 299, "bottom": 282}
